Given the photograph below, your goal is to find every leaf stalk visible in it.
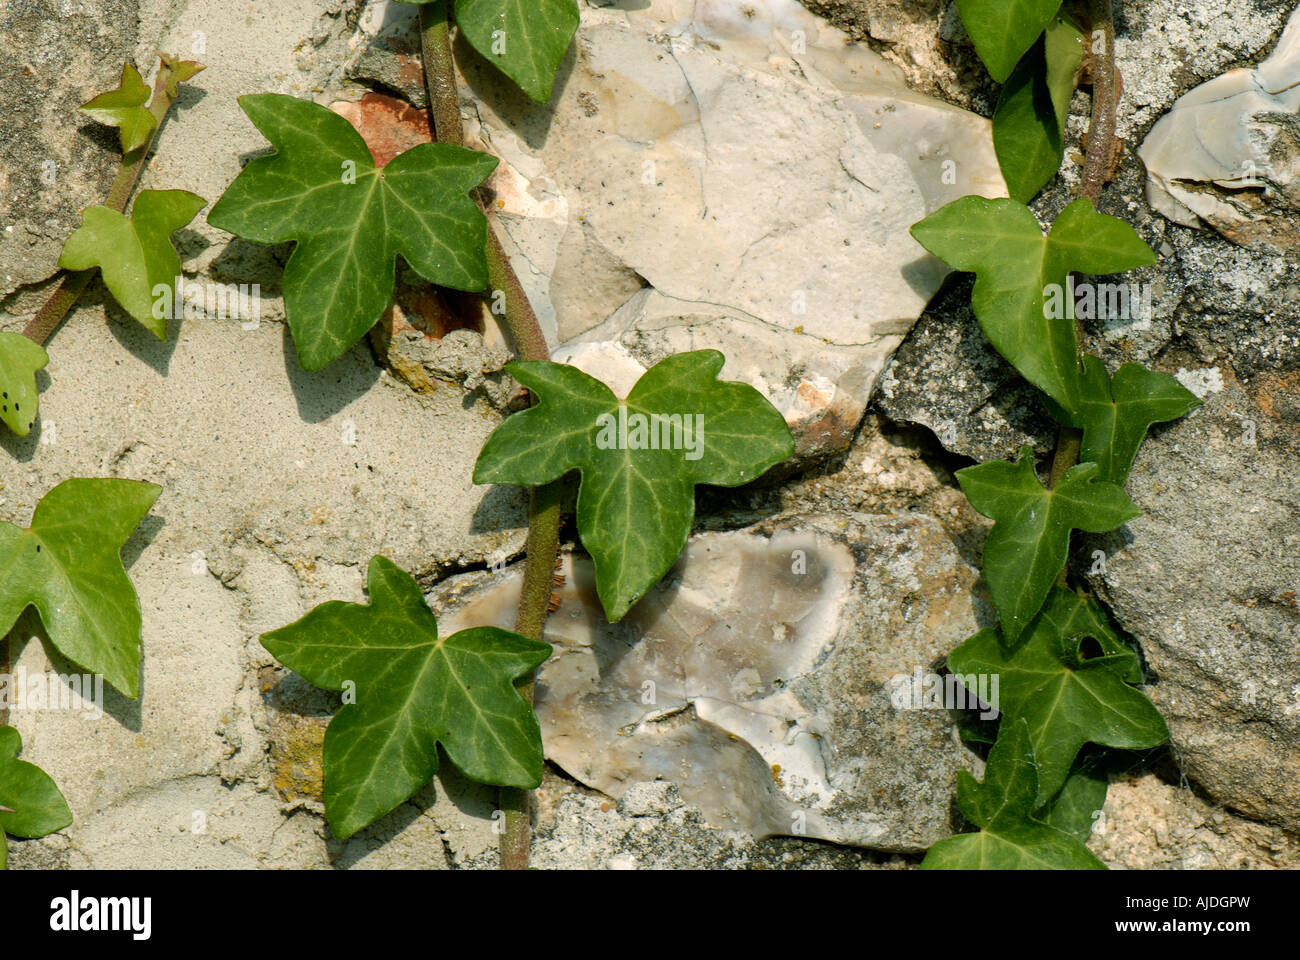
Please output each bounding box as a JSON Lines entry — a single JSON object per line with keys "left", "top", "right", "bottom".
{"left": 1050, "top": 0, "right": 1118, "bottom": 585}
{"left": 418, "top": 0, "right": 561, "bottom": 870}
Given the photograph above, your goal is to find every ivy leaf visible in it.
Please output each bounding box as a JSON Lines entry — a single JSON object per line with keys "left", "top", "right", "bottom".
{"left": 947, "top": 603, "right": 1168, "bottom": 805}
{"left": 993, "top": 16, "right": 1083, "bottom": 202}
{"left": 80, "top": 62, "right": 156, "bottom": 153}
{"left": 921, "top": 719, "right": 1106, "bottom": 869}
{"left": 0, "top": 332, "right": 49, "bottom": 438}
{"left": 1037, "top": 752, "right": 1109, "bottom": 843}
{"left": 1035, "top": 585, "right": 1141, "bottom": 682}
{"left": 58, "top": 189, "right": 206, "bottom": 338}
{"left": 0, "top": 479, "right": 161, "bottom": 699}
{"left": 954, "top": 0, "right": 1063, "bottom": 83}
{"left": 956, "top": 446, "right": 1140, "bottom": 642}
{"left": 911, "top": 197, "right": 1156, "bottom": 413}
{"left": 1049, "top": 355, "right": 1201, "bottom": 485}
{"left": 457, "top": 0, "right": 580, "bottom": 103}
{"left": 393, "top": 0, "right": 578, "bottom": 102}
{"left": 0, "top": 727, "right": 73, "bottom": 870}
{"left": 474, "top": 351, "right": 794, "bottom": 621}
{"left": 261, "top": 555, "right": 552, "bottom": 840}
{"left": 207, "top": 94, "right": 497, "bottom": 371}
{"left": 993, "top": 42, "right": 1058, "bottom": 204}
{"left": 156, "top": 52, "right": 205, "bottom": 98}
{"left": 1044, "top": 14, "right": 1085, "bottom": 130}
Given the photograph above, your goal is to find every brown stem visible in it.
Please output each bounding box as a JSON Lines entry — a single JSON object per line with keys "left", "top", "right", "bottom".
{"left": 1079, "top": 0, "right": 1117, "bottom": 204}
{"left": 22, "top": 56, "right": 195, "bottom": 346}
{"left": 1050, "top": 0, "right": 1119, "bottom": 588}
{"left": 419, "top": 0, "right": 561, "bottom": 870}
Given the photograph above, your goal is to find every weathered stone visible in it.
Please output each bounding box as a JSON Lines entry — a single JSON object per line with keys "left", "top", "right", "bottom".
{"left": 443, "top": 0, "right": 1007, "bottom": 458}
{"left": 1140, "top": 6, "right": 1300, "bottom": 251}
{"left": 1086, "top": 379, "right": 1300, "bottom": 830}
{"left": 1088, "top": 772, "right": 1300, "bottom": 870}
{"left": 874, "top": 277, "right": 1056, "bottom": 462}
{"left": 797, "top": 0, "right": 994, "bottom": 111}
{"left": 434, "top": 511, "right": 987, "bottom": 853}
{"left": 0, "top": 0, "right": 139, "bottom": 296}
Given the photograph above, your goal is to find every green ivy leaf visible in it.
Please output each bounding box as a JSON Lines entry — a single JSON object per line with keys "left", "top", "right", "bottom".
{"left": 993, "top": 43, "right": 1058, "bottom": 204}
{"left": 921, "top": 719, "right": 1106, "bottom": 869}
{"left": 79, "top": 63, "right": 156, "bottom": 153}
{"left": 58, "top": 189, "right": 206, "bottom": 338}
{"left": 956, "top": 447, "right": 1140, "bottom": 642}
{"left": 954, "top": 0, "right": 1063, "bottom": 83}
{"left": 261, "top": 555, "right": 551, "bottom": 840}
{"left": 0, "top": 726, "right": 73, "bottom": 870}
{"left": 0, "top": 332, "right": 49, "bottom": 438}
{"left": 993, "top": 16, "right": 1083, "bottom": 202}
{"left": 207, "top": 94, "right": 497, "bottom": 371}
{"left": 457, "top": 0, "right": 579, "bottom": 103}
{"left": 1044, "top": 14, "right": 1085, "bottom": 131}
{"left": 947, "top": 601, "right": 1168, "bottom": 805}
{"left": 0, "top": 479, "right": 161, "bottom": 699}
{"left": 1037, "top": 752, "right": 1109, "bottom": 843}
{"left": 474, "top": 351, "right": 794, "bottom": 621}
{"left": 911, "top": 197, "right": 1155, "bottom": 413}
{"left": 157, "top": 52, "right": 205, "bottom": 98}
{"left": 1049, "top": 355, "right": 1201, "bottom": 485}
{"left": 1035, "top": 585, "right": 1141, "bottom": 682}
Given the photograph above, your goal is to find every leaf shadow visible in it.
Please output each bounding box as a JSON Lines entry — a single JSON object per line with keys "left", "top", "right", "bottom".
{"left": 453, "top": 32, "right": 574, "bottom": 152}
{"left": 326, "top": 750, "right": 497, "bottom": 869}
{"left": 468, "top": 482, "right": 531, "bottom": 537}
{"left": 100, "top": 290, "right": 182, "bottom": 375}
{"left": 9, "top": 609, "right": 143, "bottom": 732}
{"left": 279, "top": 325, "right": 383, "bottom": 424}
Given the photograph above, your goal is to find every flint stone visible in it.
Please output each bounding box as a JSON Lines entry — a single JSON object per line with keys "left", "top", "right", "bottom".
{"left": 433, "top": 511, "right": 987, "bottom": 852}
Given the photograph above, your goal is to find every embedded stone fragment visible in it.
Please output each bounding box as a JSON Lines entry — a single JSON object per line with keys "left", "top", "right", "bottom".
{"left": 1139, "top": 7, "right": 1300, "bottom": 251}
{"left": 349, "top": 0, "right": 1007, "bottom": 457}
{"left": 433, "top": 511, "right": 987, "bottom": 852}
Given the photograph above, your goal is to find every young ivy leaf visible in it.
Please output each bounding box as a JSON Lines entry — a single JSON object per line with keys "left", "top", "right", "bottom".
{"left": 956, "top": 447, "right": 1140, "bottom": 642}
{"left": 0, "top": 478, "right": 161, "bottom": 699}
{"left": 474, "top": 350, "right": 795, "bottom": 622}
{"left": 79, "top": 62, "right": 156, "bottom": 153}
{"left": 1048, "top": 355, "right": 1201, "bottom": 485}
{"left": 207, "top": 94, "right": 497, "bottom": 371}
{"left": 0, "top": 332, "right": 49, "bottom": 437}
{"left": 261, "top": 555, "right": 552, "bottom": 841}
{"left": 156, "top": 52, "right": 204, "bottom": 97}
{"left": 921, "top": 719, "right": 1105, "bottom": 869}
{"left": 954, "top": 0, "right": 1064, "bottom": 83}
{"left": 58, "top": 189, "right": 206, "bottom": 338}
{"left": 911, "top": 197, "right": 1156, "bottom": 413}
{"left": 993, "top": 16, "right": 1083, "bottom": 202}
{"left": 0, "top": 726, "right": 73, "bottom": 870}
{"left": 947, "top": 598, "right": 1168, "bottom": 805}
